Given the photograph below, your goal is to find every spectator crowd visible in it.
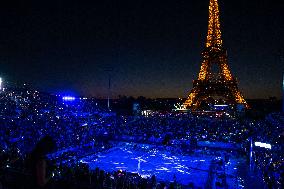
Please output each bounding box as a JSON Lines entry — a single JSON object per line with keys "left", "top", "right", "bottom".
{"left": 0, "top": 86, "right": 283, "bottom": 188}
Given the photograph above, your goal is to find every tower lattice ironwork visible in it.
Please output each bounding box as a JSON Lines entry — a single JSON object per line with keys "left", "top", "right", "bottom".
{"left": 183, "top": 0, "right": 248, "bottom": 110}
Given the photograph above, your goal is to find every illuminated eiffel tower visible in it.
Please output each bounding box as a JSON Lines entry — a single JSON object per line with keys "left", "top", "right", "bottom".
{"left": 183, "top": 0, "right": 248, "bottom": 110}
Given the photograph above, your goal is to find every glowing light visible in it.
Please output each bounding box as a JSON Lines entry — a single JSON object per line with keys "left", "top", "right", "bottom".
{"left": 183, "top": 91, "right": 197, "bottom": 108}
{"left": 62, "top": 96, "right": 75, "bottom": 101}
{"left": 254, "top": 142, "right": 272, "bottom": 149}
{"left": 173, "top": 103, "right": 187, "bottom": 110}
{"left": 214, "top": 104, "right": 228, "bottom": 107}
{"left": 221, "top": 63, "right": 233, "bottom": 80}
{"left": 206, "top": 0, "right": 223, "bottom": 48}
{"left": 198, "top": 60, "right": 209, "bottom": 80}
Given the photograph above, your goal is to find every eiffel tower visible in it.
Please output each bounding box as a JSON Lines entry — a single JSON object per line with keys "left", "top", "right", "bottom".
{"left": 183, "top": 0, "right": 248, "bottom": 110}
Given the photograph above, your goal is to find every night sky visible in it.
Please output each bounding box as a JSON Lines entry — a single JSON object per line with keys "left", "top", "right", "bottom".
{"left": 0, "top": 0, "right": 283, "bottom": 99}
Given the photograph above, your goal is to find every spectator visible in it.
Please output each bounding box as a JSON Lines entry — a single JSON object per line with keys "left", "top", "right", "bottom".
{"left": 27, "top": 135, "right": 56, "bottom": 188}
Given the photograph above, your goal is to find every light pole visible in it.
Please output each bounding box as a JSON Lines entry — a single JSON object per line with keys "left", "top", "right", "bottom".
{"left": 249, "top": 137, "right": 253, "bottom": 171}
{"left": 282, "top": 73, "right": 284, "bottom": 112}
{"left": 0, "top": 77, "right": 2, "bottom": 91}
{"left": 104, "top": 69, "right": 113, "bottom": 111}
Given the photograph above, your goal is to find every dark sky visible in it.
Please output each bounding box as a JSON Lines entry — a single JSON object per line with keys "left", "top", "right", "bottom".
{"left": 0, "top": 0, "right": 283, "bottom": 99}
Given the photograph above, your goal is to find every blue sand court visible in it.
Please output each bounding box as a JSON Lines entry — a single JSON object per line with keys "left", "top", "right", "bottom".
{"left": 80, "top": 142, "right": 246, "bottom": 188}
